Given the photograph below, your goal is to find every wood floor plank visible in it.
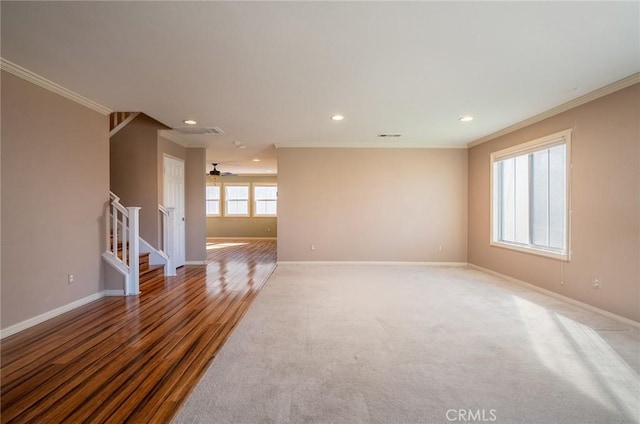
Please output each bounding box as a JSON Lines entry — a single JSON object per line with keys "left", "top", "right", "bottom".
{"left": 0, "top": 239, "right": 276, "bottom": 424}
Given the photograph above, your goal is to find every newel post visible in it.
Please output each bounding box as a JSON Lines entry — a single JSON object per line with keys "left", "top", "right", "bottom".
{"left": 126, "top": 207, "right": 141, "bottom": 295}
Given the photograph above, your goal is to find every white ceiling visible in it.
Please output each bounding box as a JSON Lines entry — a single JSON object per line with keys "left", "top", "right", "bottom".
{"left": 2, "top": 1, "right": 638, "bottom": 175}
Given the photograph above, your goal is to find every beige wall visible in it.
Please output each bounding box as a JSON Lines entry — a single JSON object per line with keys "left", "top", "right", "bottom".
{"left": 206, "top": 175, "right": 278, "bottom": 238}
{"left": 277, "top": 148, "right": 468, "bottom": 261}
{"left": 1, "top": 71, "right": 109, "bottom": 329}
{"left": 186, "top": 148, "right": 207, "bottom": 262}
{"left": 110, "top": 114, "right": 162, "bottom": 246}
{"left": 112, "top": 126, "right": 206, "bottom": 261}
{"left": 157, "top": 135, "right": 186, "bottom": 206}
{"left": 468, "top": 84, "right": 639, "bottom": 322}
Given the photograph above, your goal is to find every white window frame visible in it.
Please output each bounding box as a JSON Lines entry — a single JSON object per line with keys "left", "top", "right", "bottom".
{"left": 205, "top": 183, "right": 221, "bottom": 217}
{"left": 252, "top": 183, "right": 277, "bottom": 217}
{"left": 490, "top": 129, "right": 572, "bottom": 261}
{"left": 223, "top": 183, "right": 250, "bottom": 217}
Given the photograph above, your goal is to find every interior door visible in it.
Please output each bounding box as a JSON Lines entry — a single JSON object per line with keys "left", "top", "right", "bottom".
{"left": 163, "top": 155, "right": 186, "bottom": 268}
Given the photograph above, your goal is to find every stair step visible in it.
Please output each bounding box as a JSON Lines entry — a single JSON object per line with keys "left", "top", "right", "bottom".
{"left": 140, "top": 265, "right": 165, "bottom": 284}
{"left": 139, "top": 252, "right": 150, "bottom": 273}
{"left": 108, "top": 232, "right": 164, "bottom": 285}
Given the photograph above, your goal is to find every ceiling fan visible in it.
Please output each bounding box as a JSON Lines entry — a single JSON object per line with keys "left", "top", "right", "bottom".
{"left": 207, "top": 163, "right": 235, "bottom": 177}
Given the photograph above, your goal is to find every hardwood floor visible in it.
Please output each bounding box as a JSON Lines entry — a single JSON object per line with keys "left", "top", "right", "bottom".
{"left": 1, "top": 239, "right": 277, "bottom": 423}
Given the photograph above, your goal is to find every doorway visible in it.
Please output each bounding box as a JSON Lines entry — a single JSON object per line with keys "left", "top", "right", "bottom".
{"left": 163, "top": 155, "right": 186, "bottom": 268}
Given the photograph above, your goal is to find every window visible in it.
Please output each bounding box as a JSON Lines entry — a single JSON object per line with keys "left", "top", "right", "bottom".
{"left": 254, "top": 184, "right": 277, "bottom": 216}
{"left": 491, "top": 129, "right": 571, "bottom": 260}
{"left": 224, "top": 184, "right": 250, "bottom": 216}
{"left": 205, "top": 185, "right": 221, "bottom": 216}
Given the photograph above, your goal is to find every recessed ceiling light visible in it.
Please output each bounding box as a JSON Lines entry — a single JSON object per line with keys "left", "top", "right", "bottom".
{"left": 459, "top": 116, "right": 474, "bottom": 122}
{"left": 183, "top": 119, "right": 197, "bottom": 125}
{"left": 331, "top": 115, "right": 344, "bottom": 121}
{"left": 252, "top": 158, "right": 261, "bottom": 162}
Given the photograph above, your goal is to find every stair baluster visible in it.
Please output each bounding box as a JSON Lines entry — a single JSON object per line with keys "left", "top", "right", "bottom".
{"left": 104, "top": 192, "right": 141, "bottom": 295}
{"left": 158, "top": 205, "right": 177, "bottom": 276}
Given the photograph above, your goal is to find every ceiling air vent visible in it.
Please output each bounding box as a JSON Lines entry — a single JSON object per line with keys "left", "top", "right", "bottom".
{"left": 377, "top": 133, "right": 402, "bottom": 138}
{"left": 174, "top": 126, "right": 224, "bottom": 135}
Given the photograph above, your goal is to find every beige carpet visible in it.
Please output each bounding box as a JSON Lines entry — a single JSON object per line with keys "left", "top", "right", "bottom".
{"left": 173, "top": 264, "right": 639, "bottom": 424}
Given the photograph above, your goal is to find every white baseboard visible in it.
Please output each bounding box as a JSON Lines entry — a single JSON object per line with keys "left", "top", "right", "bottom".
{"left": 467, "top": 263, "right": 640, "bottom": 329}
{"left": 104, "top": 290, "right": 125, "bottom": 296}
{"left": 185, "top": 261, "right": 207, "bottom": 265}
{"left": 0, "top": 291, "right": 106, "bottom": 339}
{"left": 277, "top": 261, "right": 468, "bottom": 266}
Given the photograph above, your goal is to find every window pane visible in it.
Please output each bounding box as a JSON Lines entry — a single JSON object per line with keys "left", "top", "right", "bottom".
{"left": 254, "top": 185, "right": 277, "bottom": 216}
{"left": 498, "top": 155, "right": 529, "bottom": 244}
{"left": 514, "top": 155, "right": 529, "bottom": 244}
{"left": 255, "top": 200, "right": 277, "bottom": 215}
{"left": 227, "top": 200, "right": 248, "bottom": 215}
{"left": 548, "top": 145, "right": 566, "bottom": 249}
{"left": 226, "top": 186, "right": 249, "bottom": 200}
{"left": 206, "top": 200, "right": 219, "bottom": 215}
{"left": 255, "top": 186, "right": 277, "bottom": 200}
{"left": 530, "top": 145, "right": 566, "bottom": 250}
{"left": 500, "top": 159, "right": 516, "bottom": 242}
{"left": 531, "top": 149, "right": 549, "bottom": 246}
{"left": 206, "top": 186, "right": 220, "bottom": 215}
{"left": 225, "top": 185, "right": 249, "bottom": 215}
{"left": 206, "top": 186, "right": 220, "bottom": 199}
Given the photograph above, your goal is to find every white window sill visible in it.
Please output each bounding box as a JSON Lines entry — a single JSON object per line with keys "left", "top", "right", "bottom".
{"left": 490, "top": 241, "right": 569, "bottom": 261}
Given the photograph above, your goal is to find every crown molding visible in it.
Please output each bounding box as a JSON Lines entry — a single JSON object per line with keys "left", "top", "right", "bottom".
{"left": 274, "top": 142, "right": 468, "bottom": 149}
{"left": 159, "top": 130, "right": 190, "bottom": 147}
{"left": 468, "top": 72, "right": 640, "bottom": 148}
{"left": 1, "top": 58, "right": 112, "bottom": 115}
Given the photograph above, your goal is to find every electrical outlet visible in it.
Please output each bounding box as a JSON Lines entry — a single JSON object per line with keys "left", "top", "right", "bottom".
{"left": 438, "top": 246, "right": 443, "bottom": 252}
{"left": 593, "top": 278, "right": 601, "bottom": 289}
{"left": 267, "top": 227, "right": 271, "bottom": 232}
{"left": 68, "top": 274, "right": 75, "bottom": 284}
{"left": 310, "top": 244, "right": 315, "bottom": 251}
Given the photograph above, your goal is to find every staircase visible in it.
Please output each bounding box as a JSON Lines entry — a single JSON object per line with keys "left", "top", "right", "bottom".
{"left": 103, "top": 192, "right": 141, "bottom": 295}
{"left": 112, "top": 234, "right": 164, "bottom": 286}
{"left": 106, "top": 111, "right": 176, "bottom": 293}
{"left": 138, "top": 252, "right": 165, "bottom": 283}
{"left": 103, "top": 191, "right": 174, "bottom": 296}
{"left": 109, "top": 112, "right": 140, "bottom": 137}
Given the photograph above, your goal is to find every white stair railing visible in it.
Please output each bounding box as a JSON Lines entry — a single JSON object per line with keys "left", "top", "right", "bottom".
{"left": 104, "top": 192, "right": 141, "bottom": 295}
{"left": 159, "top": 205, "right": 177, "bottom": 276}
